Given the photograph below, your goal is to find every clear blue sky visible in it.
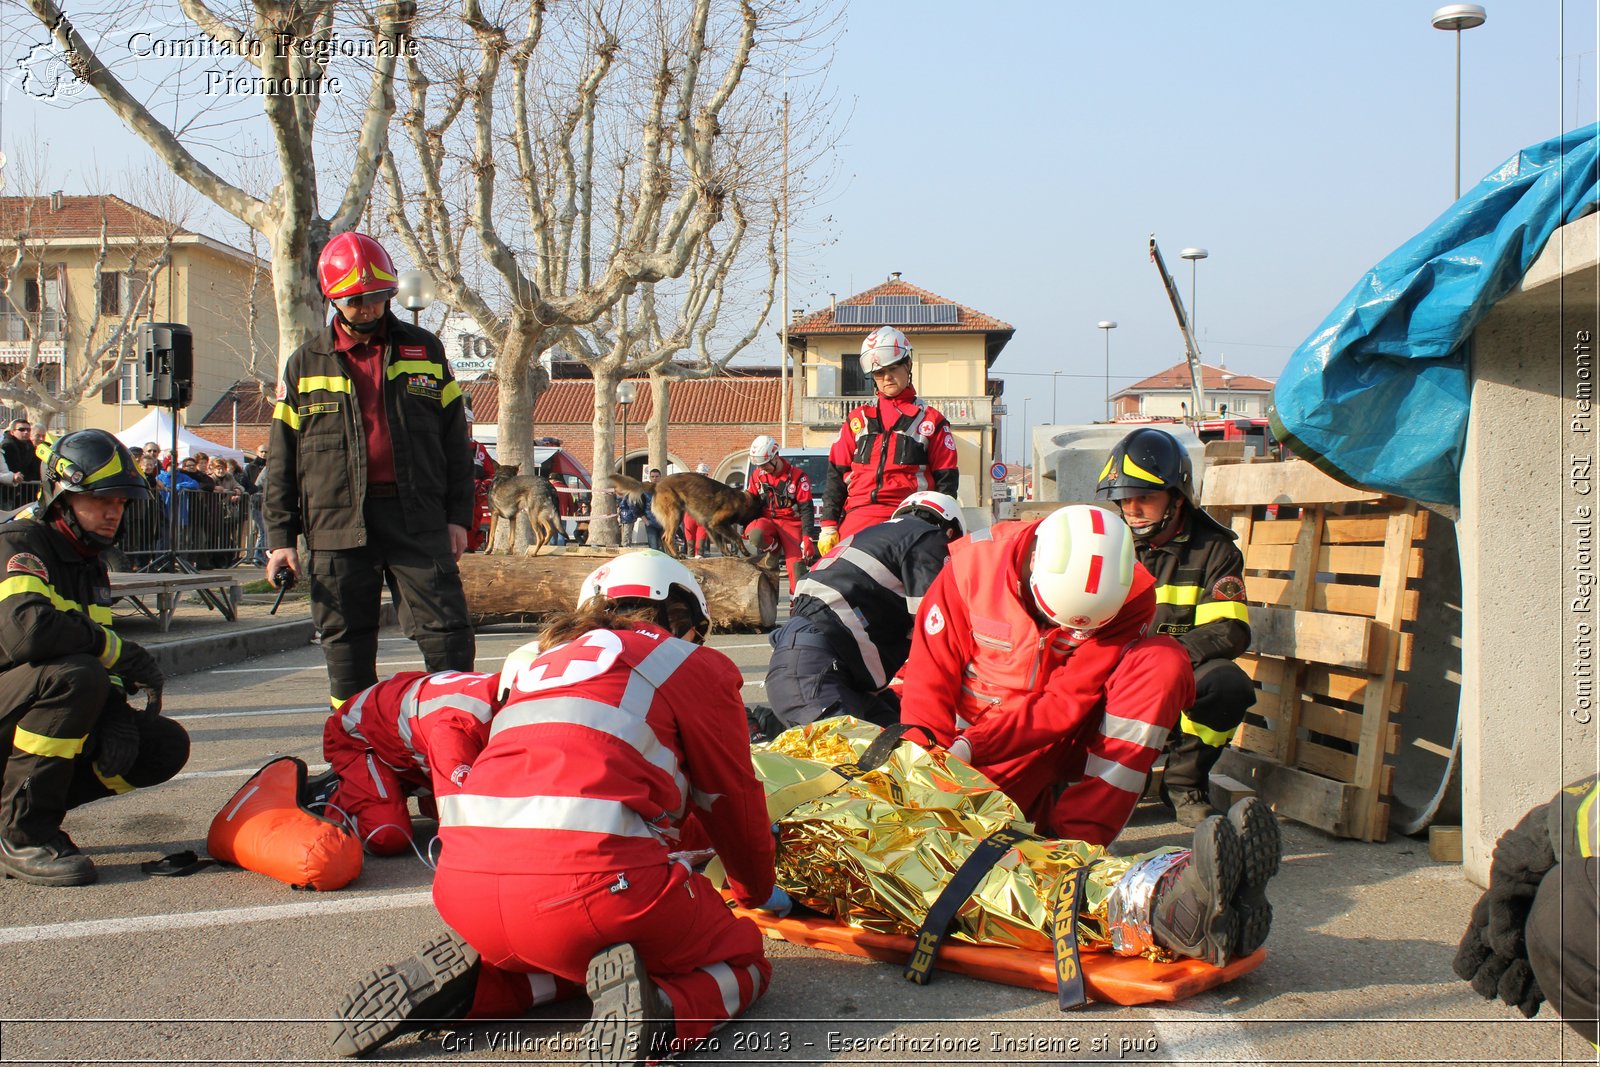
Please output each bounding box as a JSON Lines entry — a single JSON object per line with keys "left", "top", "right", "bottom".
{"left": 3, "top": 2, "right": 1595, "bottom": 459}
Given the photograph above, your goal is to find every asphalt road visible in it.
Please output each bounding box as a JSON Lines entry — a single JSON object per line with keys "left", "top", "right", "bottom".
{"left": 0, "top": 623, "right": 1587, "bottom": 1065}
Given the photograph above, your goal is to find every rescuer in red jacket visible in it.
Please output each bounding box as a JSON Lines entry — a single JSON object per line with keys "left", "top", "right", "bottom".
{"left": 317, "top": 669, "right": 503, "bottom": 855}
{"left": 899, "top": 504, "right": 1196, "bottom": 847}
{"left": 817, "top": 326, "right": 959, "bottom": 552}
{"left": 329, "top": 550, "right": 786, "bottom": 1063}
{"left": 744, "top": 434, "right": 817, "bottom": 592}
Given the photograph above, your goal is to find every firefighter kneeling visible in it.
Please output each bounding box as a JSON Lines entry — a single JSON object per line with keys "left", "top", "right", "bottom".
{"left": 0, "top": 430, "right": 189, "bottom": 886}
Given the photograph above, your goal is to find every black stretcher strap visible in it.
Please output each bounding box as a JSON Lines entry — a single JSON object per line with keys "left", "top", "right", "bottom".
{"left": 1049, "top": 860, "right": 1097, "bottom": 1010}
{"left": 903, "top": 826, "right": 1040, "bottom": 985}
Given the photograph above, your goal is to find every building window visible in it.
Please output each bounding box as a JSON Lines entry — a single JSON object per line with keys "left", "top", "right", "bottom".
{"left": 842, "top": 353, "right": 869, "bottom": 397}
{"left": 118, "top": 361, "right": 140, "bottom": 404}
{"left": 99, "top": 271, "right": 147, "bottom": 317}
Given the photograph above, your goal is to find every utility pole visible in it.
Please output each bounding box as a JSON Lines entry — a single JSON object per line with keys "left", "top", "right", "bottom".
{"left": 779, "top": 90, "right": 790, "bottom": 449}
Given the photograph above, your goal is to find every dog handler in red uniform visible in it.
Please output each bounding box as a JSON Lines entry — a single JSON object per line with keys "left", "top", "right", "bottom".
{"left": 743, "top": 435, "right": 817, "bottom": 592}
{"left": 900, "top": 504, "right": 1195, "bottom": 848}
{"left": 816, "top": 326, "right": 958, "bottom": 552}
{"left": 329, "top": 551, "right": 786, "bottom": 1062}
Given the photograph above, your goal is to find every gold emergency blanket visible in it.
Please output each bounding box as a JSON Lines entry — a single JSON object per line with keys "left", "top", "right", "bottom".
{"left": 754, "top": 718, "right": 1180, "bottom": 956}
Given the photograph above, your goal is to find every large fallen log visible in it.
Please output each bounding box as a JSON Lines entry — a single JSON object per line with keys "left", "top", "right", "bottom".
{"left": 459, "top": 550, "right": 779, "bottom": 631}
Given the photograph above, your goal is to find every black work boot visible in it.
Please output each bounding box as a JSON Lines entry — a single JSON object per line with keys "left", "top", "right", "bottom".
{"left": 0, "top": 833, "right": 96, "bottom": 887}
{"left": 582, "top": 942, "right": 673, "bottom": 1066}
{"left": 329, "top": 930, "right": 479, "bottom": 1058}
{"left": 1228, "top": 797, "right": 1282, "bottom": 957}
{"left": 1161, "top": 735, "right": 1218, "bottom": 827}
{"left": 1151, "top": 814, "right": 1242, "bottom": 968}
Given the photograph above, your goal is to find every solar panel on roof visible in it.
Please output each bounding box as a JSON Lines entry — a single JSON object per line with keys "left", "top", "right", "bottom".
{"left": 835, "top": 304, "right": 960, "bottom": 325}
{"left": 873, "top": 295, "right": 921, "bottom": 305}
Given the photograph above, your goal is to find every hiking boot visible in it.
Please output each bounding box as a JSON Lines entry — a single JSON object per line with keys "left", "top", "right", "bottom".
{"left": 0, "top": 833, "right": 96, "bottom": 887}
{"left": 1172, "top": 790, "right": 1215, "bottom": 829}
{"left": 328, "top": 930, "right": 479, "bottom": 1058}
{"left": 582, "top": 942, "right": 672, "bottom": 1066}
{"left": 1228, "top": 797, "right": 1281, "bottom": 957}
{"left": 1151, "top": 814, "right": 1242, "bottom": 968}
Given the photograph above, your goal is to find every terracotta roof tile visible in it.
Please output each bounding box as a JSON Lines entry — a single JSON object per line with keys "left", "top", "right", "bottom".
{"left": 468, "top": 375, "right": 783, "bottom": 425}
{"left": 197, "top": 379, "right": 277, "bottom": 424}
{"left": 788, "top": 277, "right": 1014, "bottom": 336}
{"left": 0, "top": 195, "right": 193, "bottom": 240}
{"left": 1122, "top": 361, "right": 1276, "bottom": 393}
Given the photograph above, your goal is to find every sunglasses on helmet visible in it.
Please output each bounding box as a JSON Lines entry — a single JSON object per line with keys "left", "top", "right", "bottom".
{"left": 331, "top": 288, "right": 396, "bottom": 310}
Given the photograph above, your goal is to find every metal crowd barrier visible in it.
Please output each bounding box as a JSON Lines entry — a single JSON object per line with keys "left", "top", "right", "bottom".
{"left": 118, "top": 488, "right": 253, "bottom": 571}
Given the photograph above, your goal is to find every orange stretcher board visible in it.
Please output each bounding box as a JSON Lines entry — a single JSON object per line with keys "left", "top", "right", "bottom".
{"left": 730, "top": 905, "right": 1265, "bottom": 1005}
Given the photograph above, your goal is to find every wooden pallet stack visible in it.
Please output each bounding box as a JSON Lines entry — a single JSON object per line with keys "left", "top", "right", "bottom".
{"left": 1202, "top": 460, "right": 1426, "bottom": 842}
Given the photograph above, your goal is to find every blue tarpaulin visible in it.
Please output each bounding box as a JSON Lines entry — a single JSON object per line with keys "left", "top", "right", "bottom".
{"left": 1269, "top": 124, "right": 1600, "bottom": 505}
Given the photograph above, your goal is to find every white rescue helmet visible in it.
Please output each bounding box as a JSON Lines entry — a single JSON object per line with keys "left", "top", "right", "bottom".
{"left": 861, "top": 326, "right": 912, "bottom": 374}
{"left": 891, "top": 491, "right": 965, "bottom": 537}
{"left": 1027, "top": 505, "right": 1135, "bottom": 632}
{"left": 576, "top": 549, "right": 711, "bottom": 632}
{"left": 497, "top": 638, "right": 545, "bottom": 701}
{"left": 748, "top": 435, "right": 780, "bottom": 467}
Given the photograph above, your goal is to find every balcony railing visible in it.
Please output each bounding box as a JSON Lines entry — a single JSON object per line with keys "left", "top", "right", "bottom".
{"left": 802, "top": 394, "right": 993, "bottom": 429}
{"left": 0, "top": 309, "right": 65, "bottom": 342}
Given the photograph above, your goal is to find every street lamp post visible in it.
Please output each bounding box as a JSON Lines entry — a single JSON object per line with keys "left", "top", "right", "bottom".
{"left": 395, "top": 269, "right": 436, "bottom": 326}
{"left": 617, "top": 380, "right": 637, "bottom": 478}
{"left": 1050, "top": 370, "right": 1062, "bottom": 425}
{"left": 1179, "top": 248, "right": 1208, "bottom": 336}
{"left": 1097, "top": 321, "right": 1118, "bottom": 422}
{"left": 1432, "top": 4, "right": 1487, "bottom": 200}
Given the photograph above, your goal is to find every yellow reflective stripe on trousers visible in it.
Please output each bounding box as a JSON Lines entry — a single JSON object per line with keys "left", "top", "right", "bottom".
{"left": 273, "top": 401, "right": 302, "bottom": 430}
{"left": 1178, "top": 711, "right": 1236, "bottom": 749}
{"left": 94, "top": 766, "right": 134, "bottom": 794}
{"left": 298, "top": 375, "right": 352, "bottom": 395}
{"left": 1155, "top": 585, "right": 1201, "bottom": 607}
{"left": 1195, "top": 600, "right": 1250, "bottom": 626}
{"left": 13, "top": 726, "right": 86, "bottom": 759}
{"left": 1578, "top": 786, "right": 1598, "bottom": 859}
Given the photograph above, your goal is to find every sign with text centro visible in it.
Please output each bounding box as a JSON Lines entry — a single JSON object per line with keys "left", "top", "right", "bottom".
{"left": 449, "top": 357, "right": 496, "bottom": 382}
{"left": 990, "top": 462, "right": 1008, "bottom": 481}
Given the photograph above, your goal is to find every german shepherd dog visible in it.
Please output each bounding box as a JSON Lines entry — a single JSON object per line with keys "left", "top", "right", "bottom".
{"left": 486, "top": 465, "right": 563, "bottom": 557}
{"left": 610, "top": 472, "right": 763, "bottom": 560}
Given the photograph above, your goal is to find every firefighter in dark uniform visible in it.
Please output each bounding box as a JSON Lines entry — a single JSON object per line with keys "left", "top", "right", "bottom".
{"left": 1097, "top": 427, "right": 1253, "bottom": 827}
{"left": 761, "top": 491, "right": 964, "bottom": 733}
{"left": 265, "top": 232, "right": 475, "bottom": 709}
{"left": 1455, "top": 775, "right": 1600, "bottom": 1045}
{"left": 0, "top": 430, "right": 189, "bottom": 886}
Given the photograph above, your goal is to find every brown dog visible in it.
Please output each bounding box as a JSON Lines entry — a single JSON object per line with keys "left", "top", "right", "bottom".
{"left": 610, "top": 472, "right": 762, "bottom": 559}
{"left": 486, "top": 464, "right": 563, "bottom": 557}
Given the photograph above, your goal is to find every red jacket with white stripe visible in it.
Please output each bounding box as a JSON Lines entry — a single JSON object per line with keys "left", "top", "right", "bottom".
{"left": 331, "top": 670, "right": 502, "bottom": 794}
{"left": 899, "top": 519, "right": 1172, "bottom": 844}
{"left": 819, "top": 387, "right": 959, "bottom": 525}
{"left": 436, "top": 623, "right": 776, "bottom": 909}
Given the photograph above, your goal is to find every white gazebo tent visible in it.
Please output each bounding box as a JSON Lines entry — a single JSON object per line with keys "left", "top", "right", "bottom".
{"left": 114, "top": 409, "right": 247, "bottom": 464}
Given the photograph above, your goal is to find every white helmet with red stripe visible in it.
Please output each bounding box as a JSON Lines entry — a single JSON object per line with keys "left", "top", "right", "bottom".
{"left": 576, "top": 549, "right": 710, "bottom": 630}
{"left": 891, "top": 490, "right": 965, "bottom": 537}
{"left": 861, "top": 326, "right": 912, "bottom": 373}
{"left": 1027, "top": 505, "right": 1135, "bottom": 631}
{"left": 748, "top": 435, "right": 780, "bottom": 467}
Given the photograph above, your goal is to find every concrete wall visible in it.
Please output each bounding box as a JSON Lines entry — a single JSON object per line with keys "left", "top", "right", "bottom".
{"left": 1031, "top": 423, "right": 1205, "bottom": 504}
{"left": 1460, "top": 215, "right": 1599, "bottom": 883}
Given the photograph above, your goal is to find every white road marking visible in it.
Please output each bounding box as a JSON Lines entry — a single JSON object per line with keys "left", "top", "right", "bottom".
{"left": 169, "top": 763, "right": 328, "bottom": 783}
{"left": 0, "top": 891, "right": 434, "bottom": 945}
{"left": 208, "top": 657, "right": 511, "bottom": 675}
{"left": 171, "top": 707, "right": 328, "bottom": 721}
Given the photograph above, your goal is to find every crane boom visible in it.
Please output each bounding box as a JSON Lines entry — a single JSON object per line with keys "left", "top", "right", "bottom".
{"left": 1148, "top": 235, "right": 1208, "bottom": 419}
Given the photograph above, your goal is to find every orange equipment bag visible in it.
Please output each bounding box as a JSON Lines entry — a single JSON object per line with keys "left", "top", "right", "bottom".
{"left": 207, "top": 756, "right": 362, "bottom": 891}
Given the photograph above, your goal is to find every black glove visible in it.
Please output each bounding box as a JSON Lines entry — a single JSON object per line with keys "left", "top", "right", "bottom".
{"left": 1453, "top": 805, "right": 1557, "bottom": 1019}
{"left": 93, "top": 699, "right": 141, "bottom": 779}
{"left": 114, "top": 641, "right": 164, "bottom": 695}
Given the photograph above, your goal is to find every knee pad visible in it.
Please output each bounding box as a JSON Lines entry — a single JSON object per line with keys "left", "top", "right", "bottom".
{"left": 124, "top": 716, "right": 190, "bottom": 788}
